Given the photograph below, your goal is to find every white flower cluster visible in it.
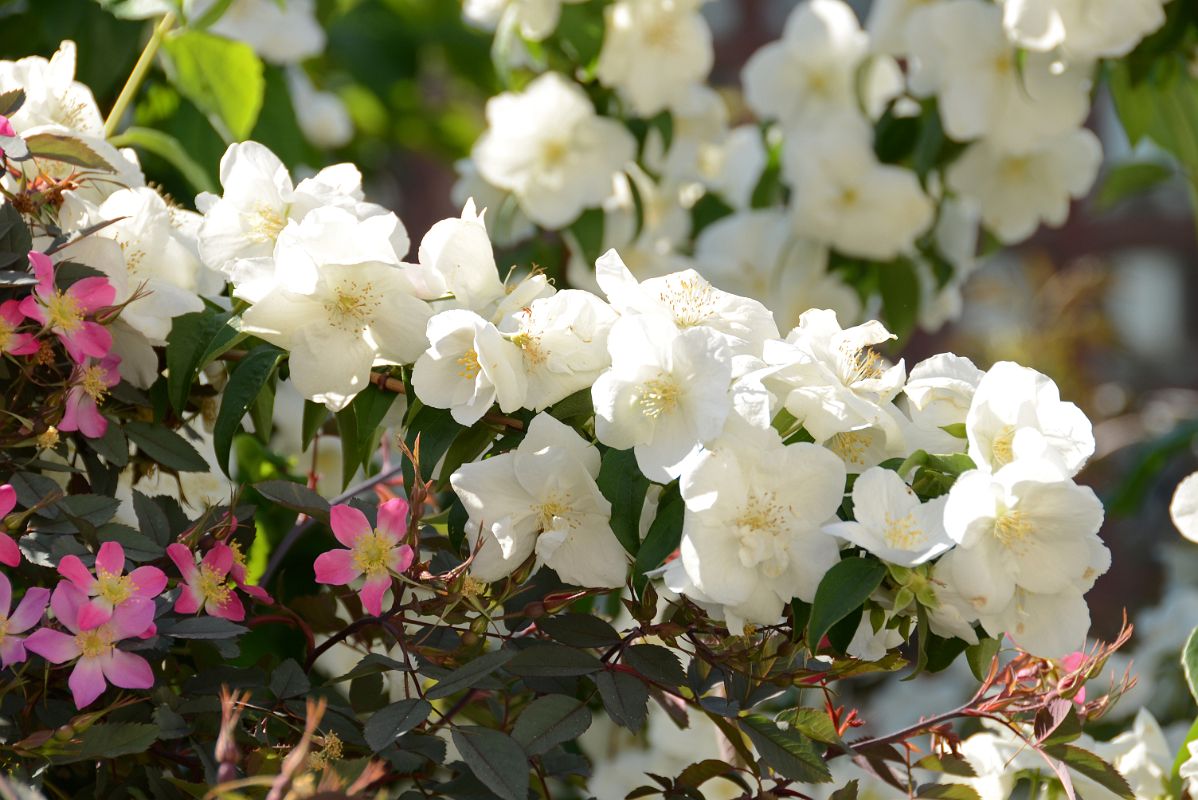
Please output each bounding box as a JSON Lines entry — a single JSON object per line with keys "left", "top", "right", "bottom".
{"left": 457, "top": 0, "right": 1168, "bottom": 333}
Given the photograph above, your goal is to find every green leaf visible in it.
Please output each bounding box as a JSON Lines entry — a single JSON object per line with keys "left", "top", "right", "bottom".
{"left": 0, "top": 88, "right": 25, "bottom": 116}
{"left": 364, "top": 698, "right": 432, "bottom": 752}
{"left": 161, "top": 29, "right": 265, "bottom": 142}
{"left": 622, "top": 644, "right": 685, "bottom": 687}
{"left": 165, "top": 311, "right": 232, "bottom": 413}
{"left": 190, "top": 0, "right": 237, "bottom": 28}
{"left": 450, "top": 727, "right": 529, "bottom": 800}
{"left": 159, "top": 617, "right": 248, "bottom": 639}
{"left": 807, "top": 557, "right": 888, "bottom": 651}
{"left": 633, "top": 483, "right": 683, "bottom": 589}
{"left": 24, "top": 132, "right": 114, "bottom": 172}
{"left": 1095, "top": 161, "right": 1175, "bottom": 211}
{"left": 109, "top": 127, "right": 216, "bottom": 194}
{"left": 966, "top": 637, "right": 1001, "bottom": 682}
{"left": 878, "top": 258, "right": 921, "bottom": 342}
{"left": 52, "top": 723, "right": 159, "bottom": 764}
{"left": 740, "top": 714, "right": 832, "bottom": 784}
{"left": 0, "top": 200, "right": 33, "bottom": 270}
{"left": 915, "top": 754, "right": 977, "bottom": 778}
{"left": 213, "top": 345, "right": 284, "bottom": 475}
{"left": 301, "top": 400, "right": 328, "bottom": 452}
{"left": 333, "top": 653, "right": 410, "bottom": 683}
{"left": 425, "top": 649, "right": 516, "bottom": 700}
{"left": 566, "top": 206, "right": 605, "bottom": 268}
{"left": 335, "top": 384, "right": 397, "bottom": 485}
{"left": 402, "top": 405, "right": 463, "bottom": 489}
{"left": 1034, "top": 699, "right": 1083, "bottom": 748}
{"left": 1182, "top": 626, "right": 1198, "bottom": 705}
{"left": 830, "top": 781, "right": 859, "bottom": 800}
{"left": 124, "top": 422, "right": 209, "bottom": 472}
{"left": 915, "top": 785, "right": 982, "bottom": 800}
{"left": 253, "top": 480, "right": 330, "bottom": 520}
{"left": 268, "top": 659, "right": 310, "bottom": 699}
{"left": 511, "top": 694, "right": 591, "bottom": 756}
{"left": 595, "top": 669, "right": 649, "bottom": 731}
{"left": 537, "top": 613, "right": 621, "bottom": 648}
{"left": 676, "top": 760, "right": 749, "bottom": 792}
{"left": 132, "top": 491, "right": 171, "bottom": 546}
{"left": 506, "top": 645, "right": 603, "bottom": 678}
{"left": 597, "top": 448, "right": 650, "bottom": 555}
{"left": 775, "top": 708, "right": 845, "bottom": 747}
{"left": 1044, "top": 744, "right": 1135, "bottom": 800}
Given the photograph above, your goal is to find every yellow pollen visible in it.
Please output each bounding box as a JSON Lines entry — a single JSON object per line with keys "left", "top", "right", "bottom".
{"left": 883, "top": 513, "right": 924, "bottom": 550}
{"left": 351, "top": 530, "right": 395, "bottom": 578}
{"left": 196, "top": 564, "right": 232, "bottom": 606}
{"left": 734, "top": 492, "right": 790, "bottom": 577}
{"left": 993, "top": 509, "right": 1033, "bottom": 549}
{"left": 991, "top": 425, "right": 1017, "bottom": 468}
{"left": 0, "top": 317, "right": 12, "bottom": 350}
{"left": 0, "top": 618, "right": 8, "bottom": 641}
{"left": 661, "top": 277, "right": 715, "bottom": 328}
{"left": 80, "top": 365, "right": 110, "bottom": 402}
{"left": 514, "top": 332, "right": 547, "bottom": 366}
{"left": 638, "top": 377, "right": 681, "bottom": 419}
{"left": 118, "top": 240, "right": 146, "bottom": 275}
{"left": 644, "top": 16, "right": 679, "bottom": 49}
{"left": 1000, "top": 156, "right": 1031, "bottom": 180}
{"left": 845, "top": 346, "right": 884, "bottom": 384}
{"left": 993, "top": 53, "right": 1014, "bottom": 76}
{"left": 536, "top": 500, "right": 570, "bottom": 532}
{"left": 228, "top": 540, "right": 247, "bottom": 568}
{"left": 307, "top": 732, "right": 343, "bottom": 770}
{"left": 75, "top": 628, "right": 112, "bottom": 659}
{"left": 37, "top": 427, "right": 60, "bottom": 449}
{"left": 541, "top": 140, "right": 570, "bottom": 169}
{"left": 806, "top": 69, "right": 832, "bottom": 96}
{"left": 456, "top": 349, "right": 482, "bottom": 380}
{"left": 323, "top": 281, "right": 378, "bottom": 332}
{"left": 838, "top": 187, "right": 860, "bottom": 208}
{"left": 47, "top": 291, "right": 84, "bottom": 333}
{"left": 95, "top": 570, "right": 135, "bottom": 605}
{"left": 247, "top": 204, "right": 287, "bottom": 243}
{"left": 828, "top": 431, "right": 871, "bottom": 465}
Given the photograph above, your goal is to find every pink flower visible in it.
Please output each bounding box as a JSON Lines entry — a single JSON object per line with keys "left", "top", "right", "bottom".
{"left": 167, "top": 543, "right": 258, "bottom": 622}
{"left": 57, "top": 541, "right": 166, "bottom": 634}
{"left": 23, "top": 583, "right": 155, "bottom": 709}
{"left": 314, "top": 499, "right": 415, "bottom": 616}
{"left": 1059, "top": 650, "right": 1087, "bottom": 704}
{"left": 0, "top": 572, "right": 51, "bottom": 668}
{"left": 0, "top": 299, "right": 37, "bottom": 357}
{"left": 0, "top": 484, "right": 19, "bottom": 567}
{"left": 0, "top": 114, "right": 14, "bottom": 138}
{"left": 225, "top": 538, "right": 272, "bottom": 605}
{"left": 58, "top": 355, "right": 121, "bottom": 439}
{"left": 18, "top": 251, "right": 114, "bottom": 364}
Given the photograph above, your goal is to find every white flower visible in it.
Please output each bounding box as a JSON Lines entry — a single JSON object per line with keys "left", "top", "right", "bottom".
{"left": 240, "top": 261, "right": 431, "bottom": 410}
{"left": 998, "top": 0, "right": 1169, "bottom": 60}
{"left": 907, "top": 0, "right": 1093, "bottom": 152}
{"left": 965, "top": 361, "right": 1094, "bottom": 478}
{"left": 1170, "top": 471, "right": 1198, "bottom": 542}
{"left": 846, "top": 611, "right": 907, "bottom": 661}
{"left": 596, "top": 0, "right": 713, "bottom": 117}
{"left": 463, "top": 0, "right": 585, "bottom": 40}
{"left": 592, "top": 315, "right": 732, "bottom": 483}
{"left": 413, "top": 200, "right": 506, "bottom": 313}
{"left": 1079, "top": 709, "right": 1171, "bottom": 800}
{"left": 677, "top": 422, "right": 846, "bottom": 633}
{"left": 946, "top": 129, "right": 1102, "bottom": 245}
{"left": 825, "top": 467, "right": 952, "bottom": 566}
{"left": 0, "top": 41, "right": 102, "bottom": 135}
{"left": 285, "top": 67, "right": 353, "bottom": 149}
{"left": 597, "top": 249, "right": 779, "bottom": 357}
{"left": 1181, "top": 741, "right": 1198, "bottom": 799}
{"left": 901, "top": 353, "right": 984, "bottom": 454}
{"left": 472, "top": 72, "right": 635, "bottom": 228}
{"left": 450, "top": 413, "right": 626, "bottom": 587}
{"left": 197, "top": 0, "right": 326, "bottom": 65}
{"left": 693, "top": 209, "right": 862, "bottom": 331}
{"left": 866, "top": 0, "right": 936, "bottom": 56}
{"left": 785, "top": 116, "right": 933, "bottom": 260}
{"left": 412, "top": 309, "right": 527, "bottom": 425}
{"left": 939, "top": 464, "right": 1106, "bottom": 633}
{"left": 501, "top": 289, "right": 617, "bottom": 410}
{"left": 452, "top": 159, "right": 535, "bottom": 246}
{"left": 820, "top": 414, "right": 910, "bottom": 474}
{"left": 759, "top": 309, "right": 906, "bottom": 444}
{"left": 699, "top": 124, "right": 768, "bottom": 210}
{"left": 743, "top": 0, "right": 897, "bottom": 129}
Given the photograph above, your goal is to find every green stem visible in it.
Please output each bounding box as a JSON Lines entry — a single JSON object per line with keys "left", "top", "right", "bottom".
{"left": 103, "top": 13, "right": 176, "bottom": 139}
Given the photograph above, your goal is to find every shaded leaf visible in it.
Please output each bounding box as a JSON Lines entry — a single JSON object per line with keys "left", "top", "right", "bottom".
{"left": 364, "top": 699, "right": 432, "bottom": 753}
{"left": 425, "top": 649, "right": 515, "bottom": 700}
{"left": 597, "top": 447, "right": 650, "bottom": 555}
{"left": 124, "top": 422, "right": 209, "bottom": 472}
{"left": 1044, "top": 744, "right": 1134, "bottom": 799}
{"left": 808, "top": 557, "right": 888, "bottom": 651}
{"left": 538, "top": 613, "right": 621, "bottom": 649}
{"left": 253, "top": 480, "right": 330, "bottom": 520}
{"left": 24, "top": 132, "right": 114, "bottom": 172}
{"left": 623, "top": 644, "right": 685, "bottom": 687}
{"left": 511, "top": 694, "right": 591, "bottom": 756}
{"left": 506, "top": 645, "right": 603, "bottom": 678}
{"left": 595, "top": 669, "right": 648, "bottom": 731}
{"left": 213, "top": 345, "right": 283, "bottom": 474}
{"left": 450, "top": 727, "right": 529, "bottom": 800}
{"left": 740, "top": 714, "right": 832, "bottom": 784}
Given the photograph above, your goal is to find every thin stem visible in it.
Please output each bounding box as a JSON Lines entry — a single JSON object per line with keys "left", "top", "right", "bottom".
{"left": 104, "top": 13, "right": 176, "bottom": 138}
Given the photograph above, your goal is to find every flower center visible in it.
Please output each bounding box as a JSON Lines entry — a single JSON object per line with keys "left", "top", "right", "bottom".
{"left": 660, "top": 276, "right": 715, "bottom": 328}
{"left": 196, "top": 564, "right": 232, "bottom": 606}
{"left": 842, "top": 345, "right": 884, "bottom": 384}
{"left": 457, "top": 349, "right": 482, "bottom": 380}
{"left": 638, "top": 376, "right": 681, "bottom": 419}
{"left": 0, "top": 618, "right": 8, "bottom": 641}
{"left": 541, "top": 140, "right": 570, "bottom": 170}
{"left": 883, "top": 512, "right": 925, "bottom": 550}
{"left": 118, "top": 240, "right": 146, "bottom": 276}
{"left": 734, "top": 491, "right": 789, "bottom": 578}
{"left": 95, "top": 569, "right": 135, "bottom": 605}
{"left": 827, "top": 430, "right": 872, "bottom": 466}
{"left": 0, "top": 316, "right": 12, "bottom": 350}
{"left": 644, "top": 16, "right": 679, "bottom": 49}
{"left": 351, "top": 530, "right": 395, "bottom": 578}
{"left": 247, "top": 203, "right": 287, "bottom": 243}
{"left": 1000, "top": 156, "right": 1031, "bottom": 180}
{"left": 80, "top": 364, "right": 110, "bottom": 401}
{"left": 513, "top": 331, "right": 547, "bottom": 367}
{"left": 535, "top": 499, "right": 571, "bottom": 532}
{"left": 75, "top": 627, "right": 113, "bottom": 659}
{"left": 993, "top": 508, "right": 1033, "bottom": 549}
{"left": 47, "top": 291, "right": 84, "bottom": 333}
{"left": 324, "top": 281, "right": 379, "bottom": 332}
{"left": 991, "top": 425, "right": 1017, "bottom": 468}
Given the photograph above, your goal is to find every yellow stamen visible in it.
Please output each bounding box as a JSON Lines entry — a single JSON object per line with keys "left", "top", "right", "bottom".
{"left": 196, "top": 564, "right": 232, "bottom": 606}
{"left": 991, "top": 425, "right": 1017, "bottom": 468}
{"left": 75, "top": 628, "right": 113, "bottom": 659}
{"left": 46, "top": 291, "right": 84, "bottom": 333}
{"left": 638, "top": 377, "right": 680, "bottom": 419}
{"left": 247, "top": 203, "right": 286, "bottom": 243}
{"left": 351, "top": 530, "right": 395, "bottom": 578}
{"left": 80, "top": 365, "right": 110, "bottom": 402}
{"left": 993, "top": 509, "right": 1033, "bottom": 549}
{"left": 456, "top": 349, "right": 482, "bottom": 380}
{"left": 95, "top": 569, "right": 135, "bottom": 605}
{"left": 883, "top": 513, "right": 924, "bottom": 550}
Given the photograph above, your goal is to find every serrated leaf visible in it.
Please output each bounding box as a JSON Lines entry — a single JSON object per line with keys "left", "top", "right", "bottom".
{"left": 165, "top": 310, "right": 234, "bottom": 413}
{"left": 506, "top": 645, "right": 603, "bottom": 678}
{"left": 0, "top": 88, "right": 24, "bottom": 116}
{"left": 537, "top": 613, "right": 621, "bottom": 648}
{"left": 776, "top": 707, "right": 844, "bottom": 747}
{"left": 268, "top": 659, "right": 310, "bottom": 699}
{"left": 213, "top": 345, "right": 283, "bottom": 474}
{"left": 162, "top": 30, "right": 265, "bottom": 142}
{"left": 915, "top": 754, "right": 976, "bottom": 778}
{"left": 132, "top": 491, "right": 171, "bottom": 547}
{"left": 24, "top": 132, "right": 114, "bottom": 172}
{"left": 364, "top": 699, "right": 432, "bottom": 752}
{"left": 450, "top": 727, "right": 529, "bottom": 800}
{"left": 676, "top": 760, "right": 748, "bottom": 791}
{"left": 425, "top": 649, "right": 516, "bottom": 700}
{"left": 1035, "top": 699, "right": 1082, "bottom": 748}
{"left": 1045, "top": 744, "right": 1134, "bottom": 800}
{"left": 52, "top": 723, "right": 159, "bottom": 764}
{"left": 124, "top": 422, "right": 209, "bottom": 472}
{"left": 511, "top": 694, "right": 591, "bottom": 756}
{"left": 966, "top": 637, "right": 1001, "bottom": 682}
{"left": 623, "top": 644, "right": 685, "bottom": 687}
{"left": 333, "top": 653, "right": 411, "bottom": 683}
{"left": 808, "top": 557, "right": 888, "bottom": 651}
{"left": 830, "top": 780, "right": 859, "bottom": 800}
{"left": 740, "top": 714, "right": 832, "bottom": 784}
{"left": 0, "top": 203, "right": 33, "bottom": 271}
{"left": 595, "top": 669, "right": 648, "bottom": 730}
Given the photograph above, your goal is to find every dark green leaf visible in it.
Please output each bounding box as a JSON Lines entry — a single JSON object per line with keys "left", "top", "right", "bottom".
{"left": 165, "top": 310, "right": 227, "bottom": 413}
{"left": 676, "top": 760, "right": 748, "bottom": 792}
{"left": 1095, "top": 161, "right": 1175, "bottom": 211}
{"left": 364, "top": 698, "right": 432, "bottom": 752}
{"left": 124, "top": 422, "right": 209, "bottom": 472}
{"left": 506, "top": 645, "right": 603, "bottom": 677}
{"left": 52, "top": 723, "right": 158, "bottom": 764}
{"left": 0, "top": 203, "right": 33, "bottom": 270}
{"left": 253, "top": 480, "right": 330, "bottom": 520}
{"left": 966, "top": 637, "right": 1001, "bottom": 682}
{"left": 162, "top": 30, "right": 265, "bottom": 142}
{"left": 830, "top": 780, "right": 859, "bottom": 800}
{"left": 511, "top": 694, "right": 591, "bottom": 756}
{"left": 595, "top": 669, "right": 649, "bottom": 731}
{"left": 450, "top": 727, "right": 529, "bottom": 800}
{"left": 336, "top": 384, "right": 396, "bottom": 485}
{"left": 425, "top": 649, "right": 516, "bottom": 700}
{"left": 1044, "top": 744, "right": 1134, "bottom": 799}
{"left": 214, "top": 345, "right": 283, "bottom": 475}
{"left": 808, "top": 557, "right": 888, "bottom": 651}
{"left": 775, "top": 707, "right": 844, "bottom": 747}
{"left": 160, "top": 616, "right": 248, "bottom": 639}
{"left": 740, "top": 714, "right": 832, "bottom": 784}
{"left": 24, "top": 132, "right": 114, "bottom": 172}
{"left": 537, "top": 613, "right": 621, "bottom": 648}
{"left": 915, "top": 785, "right": 982, "bottom": 800}
{"left": 301, "top": 399, "right": 328, "bottom": 452}
{"left": 97, "top": 523, "right": 163, "bottom": 561}
{"left": 878, "top": 259, "right": 921, "bottom": 342}
{"left": 597, "top": 448, "right": 650, "bottom": 555}
{"left": 1183, "top": 626, "right": 1198, "bottom": 704}
{"left": 268, "top": 659, "right": 310, "bottom": 699}
{"left": 333, "top": 653, "right": 411, "bottom": 683}
{"left": 622, "top": 644, "right": 684, "bottom": 687}
{"left": 0, "top": 88, "right": 25, "bottom": 116}
{"left": 633, "top": 483, "right": 683, "bottom": 589}
{"left": 88, "top": 421, "right": 129, "bottom": 468}
{"left": 567, "top": 207, "right": 605, "bottom": 267}
{"left": 1034, "top": 699, "right": 1083, "bottom": 748}
{"left": 915, "top": 755, "right": 977, "bottom": 778}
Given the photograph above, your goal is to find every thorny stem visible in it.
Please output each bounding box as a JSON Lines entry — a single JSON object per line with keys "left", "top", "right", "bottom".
{"left": 104, "top": 13, "right": 176, "bottom": 138}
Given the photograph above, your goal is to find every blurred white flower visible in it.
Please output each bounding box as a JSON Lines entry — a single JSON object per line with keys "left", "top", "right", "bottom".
{"left": 463, "top": 0, "right": 585, "bottom": 41}
{"left": 412, "top": 309, "right": 527, "bottom": 425}
{"left": 998, "top": 0, "right": 1169, "bottom": 60}
{"left": 866, "top": 0, "right": 938, "bottom": 56}
{"left": 1170, "top": 471, "right": 1198, "bottom": 542}
{"left": 824, "top": 466, "right": 952, "bottom": 566}
{"left": 472, "top": 72, "right": 635, "bottom": 228}
{"left": 946, "top": 129, "right": 1102, "bottom": 245}
{"left": 195, "top": 0, "right": 326, "bottom": 65}
{"left": 592, "top": 314, "right": 732, "bottom": 483}
{"left": 1182, "top": 740, "right": 1198, "bottom": 799}
{"left": 1078, "top": 708, "right": 1171, "bottom": 800}
{"left": 907, "top": 0, "right": 1093, "bottom": 152}
{"left": 0, "top": 41, "right": 102, "bottom": 135}
{"left": 596, "top": 0, "right": 713, "bottom": 117}
{"left": 451, "top": 159, "right": 536, "bottom": 246}
{"left": 451, "top": 413, "right": 626, "bottom": 587}
{"left": 285, "top": 67, "right": 353, "bottom": 149}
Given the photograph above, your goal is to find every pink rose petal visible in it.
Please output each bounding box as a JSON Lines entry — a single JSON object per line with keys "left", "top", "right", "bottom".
{"left": 376, "top": 498, "right": 410, "bottom": 542}
{"left": 23, "top": 628, "right": 81, "bottom": 663}
{"left": 313, "top": 549, "right": 359, "bottom": 586}
{"left": 358, "top": 576, "right": 391, "bottom": 617}
{"left": 101, "top": 649, "right": 154, "bottom": 690}
{"left": 69, "top": 657, "right": 108, "bottom": 709}
{"left": 330, "top": 504, "right": 372, "bottom": 548}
